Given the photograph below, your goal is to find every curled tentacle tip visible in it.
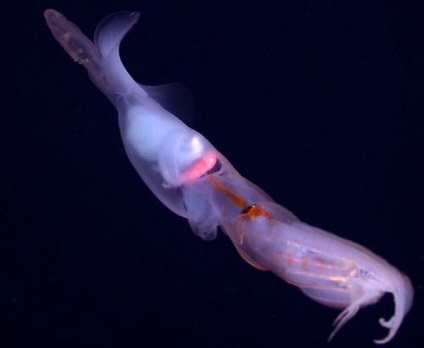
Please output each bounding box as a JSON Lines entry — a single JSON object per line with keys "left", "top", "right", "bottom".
{"left": 373, "top": 318, "right": 397, "bottom": 344}
{"left": 379, "top": 316, "right": 395, "bottom": 329}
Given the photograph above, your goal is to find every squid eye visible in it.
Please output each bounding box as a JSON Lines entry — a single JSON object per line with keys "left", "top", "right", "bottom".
{"left": 239, "top": 203, "right": 272, "bottom": 219}
{"left": 240, "top": 204, "right": 257, "bottom": 215}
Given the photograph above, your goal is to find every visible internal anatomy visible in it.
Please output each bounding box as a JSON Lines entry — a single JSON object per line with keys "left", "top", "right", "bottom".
{"left": 44, "top": 9, "right": 413, "bottom": 344}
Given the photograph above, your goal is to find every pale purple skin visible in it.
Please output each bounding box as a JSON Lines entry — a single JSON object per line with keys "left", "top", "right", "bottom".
{"left": 44, "top": 9, "right": 413, "bottom": 344}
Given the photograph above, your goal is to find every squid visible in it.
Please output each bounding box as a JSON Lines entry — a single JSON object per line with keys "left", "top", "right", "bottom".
{"left": 43, "top": 9, "right": 413, "bottom": 344}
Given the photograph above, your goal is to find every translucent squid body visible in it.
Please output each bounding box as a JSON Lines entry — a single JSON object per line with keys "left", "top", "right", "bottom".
{"left": 44, "top": 9, "right": 413, "bottom": 344}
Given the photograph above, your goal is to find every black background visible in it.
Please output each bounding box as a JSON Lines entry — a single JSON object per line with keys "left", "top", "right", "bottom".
{"left": 1, "top": 1, "right": 423, "bottom": 347}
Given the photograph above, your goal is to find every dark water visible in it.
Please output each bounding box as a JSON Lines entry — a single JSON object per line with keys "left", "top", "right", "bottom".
{"left": 1, "top": 1, "right": 422, "bottom": 347}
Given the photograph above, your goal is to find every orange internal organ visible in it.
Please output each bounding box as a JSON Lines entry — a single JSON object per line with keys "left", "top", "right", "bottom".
{"left": 183, "top": 152, "right": 218, "bottom": 182}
